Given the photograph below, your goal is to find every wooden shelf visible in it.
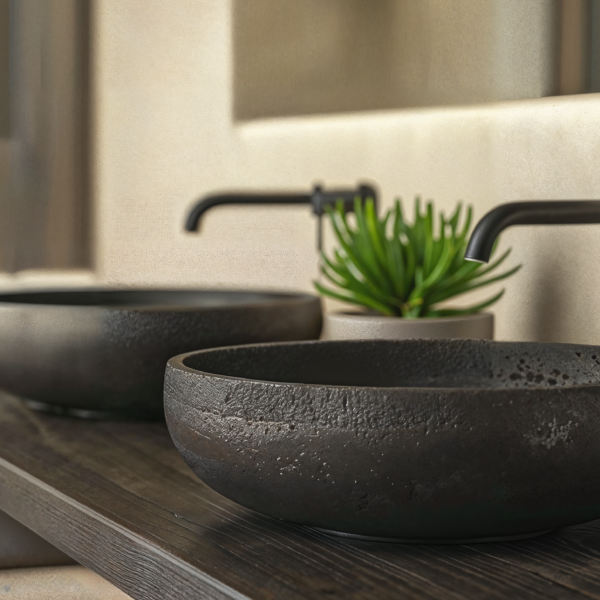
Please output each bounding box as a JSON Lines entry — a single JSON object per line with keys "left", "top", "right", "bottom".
{"left": 0, "top": 392, "right": 599, "bottom": 599}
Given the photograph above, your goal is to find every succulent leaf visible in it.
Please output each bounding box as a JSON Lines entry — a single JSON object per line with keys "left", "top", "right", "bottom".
{"left": 315, "top": 197, "right": 520, "bottom": 318}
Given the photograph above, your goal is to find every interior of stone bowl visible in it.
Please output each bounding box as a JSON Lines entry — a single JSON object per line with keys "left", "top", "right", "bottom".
{"left": 0, "top": 289, "right": 302, "bottom": 308}
{"left": 181, "top": 339, "right": 600, "bottom": 390}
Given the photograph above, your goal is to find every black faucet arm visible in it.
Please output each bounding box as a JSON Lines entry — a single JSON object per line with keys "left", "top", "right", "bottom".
{"left": 184, "top": 183, "right": 378, "bottom": 250}
{"left": 465, "top": 200, "right": 600, "bottom": 263}
{"left": 185, "top": 193, "right": 311, "bottom": 232}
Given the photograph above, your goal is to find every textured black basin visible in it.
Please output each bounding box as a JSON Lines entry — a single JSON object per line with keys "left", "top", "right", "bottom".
{"left": 165, "top": 339, "right": 600, "bottom": 543}
{"left": 0, "top": 289, "right": 321, "bottom": 419}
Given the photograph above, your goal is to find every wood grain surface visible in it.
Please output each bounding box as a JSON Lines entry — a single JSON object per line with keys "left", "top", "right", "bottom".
{"left": 1, "top": 392, "right": 600, "bottom": 599}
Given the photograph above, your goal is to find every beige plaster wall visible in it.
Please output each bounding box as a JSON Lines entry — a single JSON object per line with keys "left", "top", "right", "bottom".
{"left": 92, "top": 0, "right": 600, "bottom": 345}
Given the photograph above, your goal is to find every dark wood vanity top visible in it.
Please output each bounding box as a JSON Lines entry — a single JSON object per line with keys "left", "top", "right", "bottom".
{"left": 0, "top": 392, "right": 600, "bottom": 599}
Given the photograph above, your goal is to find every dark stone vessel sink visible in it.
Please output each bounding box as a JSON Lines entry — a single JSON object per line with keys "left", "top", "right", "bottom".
{"left": 0, "top": 289, "right": 321, "bottom": 420}
{"left": 165, "top": 339, "right": 600, "bottom": 543}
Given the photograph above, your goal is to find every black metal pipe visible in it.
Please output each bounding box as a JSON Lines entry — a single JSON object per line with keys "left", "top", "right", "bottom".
{"left": 465, "top": 201, "right": 600, "bottom": 263}
{"left": 185, "top": 184, "right": 377, "bottom": 233}
{"left": 185, "top": 194, "right": 312, "bottom": 232}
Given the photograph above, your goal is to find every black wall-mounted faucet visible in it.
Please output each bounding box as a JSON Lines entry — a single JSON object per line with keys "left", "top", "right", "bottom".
{"left": 185, "top": 183, "right": 377, "bottom": 250}
{"left": 465, "top": 200, "right": 600, "bottom": 263}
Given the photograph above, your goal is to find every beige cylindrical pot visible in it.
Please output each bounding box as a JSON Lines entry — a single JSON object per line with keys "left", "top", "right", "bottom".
{"left": 320, "top": 312, "right": 494, "bottom": 341}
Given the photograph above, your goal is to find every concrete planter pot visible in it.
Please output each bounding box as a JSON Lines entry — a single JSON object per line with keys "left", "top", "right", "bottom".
{"left": 321, "top": 311, "right": 494, "bottom": 341}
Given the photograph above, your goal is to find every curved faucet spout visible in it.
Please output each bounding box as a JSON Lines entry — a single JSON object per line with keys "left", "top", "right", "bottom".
{"left": 185, "top": 193, "right": 311, "bottom": 232}
{"left": 185, "top": 184, "right": 377, "bottom": 232}
{"left": 184, "top": 183, "right": 377, "bottom": 250}
{"left": 465, "top": 200, "right": 600, "bottom": 263}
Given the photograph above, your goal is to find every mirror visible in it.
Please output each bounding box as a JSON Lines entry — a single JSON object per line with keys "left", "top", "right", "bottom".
{"left": 234, "top": 0, "right": 600, "bottom": 120}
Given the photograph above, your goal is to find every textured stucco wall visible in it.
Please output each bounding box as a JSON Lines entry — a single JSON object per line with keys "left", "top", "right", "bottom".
{"left": 92, "top": 0, "right": 600, "bottom": 344}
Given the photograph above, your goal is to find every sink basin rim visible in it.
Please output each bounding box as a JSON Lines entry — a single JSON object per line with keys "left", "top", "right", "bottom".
{"left": 0, "top": 287, "right": 317, "bottom": 311}
{"left": 169, "top": 338, "right": 600, "bottom": 393}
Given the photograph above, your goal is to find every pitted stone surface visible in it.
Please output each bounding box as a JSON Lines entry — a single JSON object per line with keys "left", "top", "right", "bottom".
{"left": 165, "top": 339, "right": 600, "bottom": 541}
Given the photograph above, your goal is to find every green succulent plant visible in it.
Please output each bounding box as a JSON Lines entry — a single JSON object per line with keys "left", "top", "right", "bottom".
{"left": 314, "top": 197, "right": 520, "bottom": 318}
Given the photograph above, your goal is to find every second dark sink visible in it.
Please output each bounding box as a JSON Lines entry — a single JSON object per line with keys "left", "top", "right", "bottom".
{"left": 0, "top": 289, "right": 322, "bottom": 419}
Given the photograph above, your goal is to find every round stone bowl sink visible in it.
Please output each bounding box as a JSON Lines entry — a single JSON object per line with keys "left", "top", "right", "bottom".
{"left": 165, "top": 338, "right": 600, "bottom": 543}
{"left": 0, "top": 289, "right": 321, "bottom": 420}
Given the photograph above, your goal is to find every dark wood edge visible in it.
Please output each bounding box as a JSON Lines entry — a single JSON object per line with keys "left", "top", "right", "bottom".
{"left": 0, "top": 456, "right": 249, "bottom": 600}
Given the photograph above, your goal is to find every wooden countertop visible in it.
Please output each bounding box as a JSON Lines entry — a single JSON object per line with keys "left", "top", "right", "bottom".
{"left": 1, "top": 392, "right": 600, "bottom": 599}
